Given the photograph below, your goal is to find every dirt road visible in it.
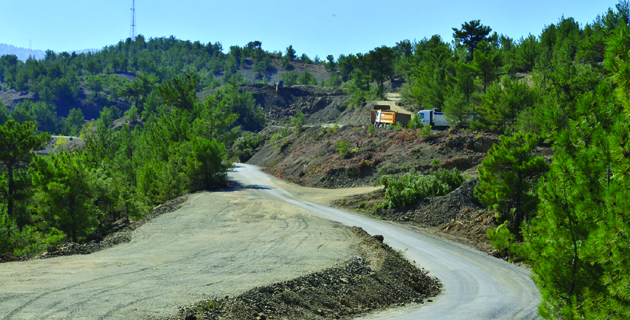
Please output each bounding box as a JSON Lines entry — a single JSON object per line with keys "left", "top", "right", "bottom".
{"left": 0, "top": 185, "right": 364, "bottom": 319}
{"left": 231, "top": 164, "right": 541, "bottom": 319}
{"left": 0, "top": 164, "right": 540, "bottom": 319}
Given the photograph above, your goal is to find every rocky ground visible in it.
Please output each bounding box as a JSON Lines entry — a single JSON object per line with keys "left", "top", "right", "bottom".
{"left": 174, "top": 227, "right": 441, "bottom": 320}
{"left": 236, "top": 84, "right": 351, "bottom": 126}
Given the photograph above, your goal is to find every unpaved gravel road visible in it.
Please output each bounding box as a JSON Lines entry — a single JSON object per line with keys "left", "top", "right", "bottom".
{"left": 232, "top": 164, "right": 541, "bottom": 320}
{"left": 0, "top": 164, "right": 540, "bottom": 320}
{"left": 0, "top": 181, "right": 365, "bottom": 319}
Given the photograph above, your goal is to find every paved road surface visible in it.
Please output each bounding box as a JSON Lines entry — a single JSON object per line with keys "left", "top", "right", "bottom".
{"left": 232, "top": 164, "right": 541, "bottom": 320}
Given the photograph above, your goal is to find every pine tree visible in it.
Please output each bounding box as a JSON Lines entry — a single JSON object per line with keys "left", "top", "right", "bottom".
{"left": 0, "top": 121, "right": 49, "bottom": 220}
{"left": 32, "top": 151, "right": 110, "bottom": 242}
{"left": 525, "top": 83, "right": 618, "bottom": 318}
{"left": 475, "top": 132, "right": 547, "bottom": 237}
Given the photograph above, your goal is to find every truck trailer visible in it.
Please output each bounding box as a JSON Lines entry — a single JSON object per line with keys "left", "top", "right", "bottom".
{"left": 371, "top": 109, "right": 411, "bottom": 127}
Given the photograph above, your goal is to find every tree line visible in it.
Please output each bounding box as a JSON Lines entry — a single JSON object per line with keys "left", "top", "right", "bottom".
{"left": 0, "top": 74, "right": 243, "bottom": 255}
{"left": 1, "top": 1, "right": 629, "bottom": 318}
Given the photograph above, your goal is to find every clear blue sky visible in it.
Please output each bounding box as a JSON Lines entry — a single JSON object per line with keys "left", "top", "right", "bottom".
{"left": 0, "top": 0, "right": 621, "bottom": 59}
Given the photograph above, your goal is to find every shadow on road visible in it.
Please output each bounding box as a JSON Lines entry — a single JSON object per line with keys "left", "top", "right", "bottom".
{"left": 225, "top": 180, "right": 273, "bottom": 192}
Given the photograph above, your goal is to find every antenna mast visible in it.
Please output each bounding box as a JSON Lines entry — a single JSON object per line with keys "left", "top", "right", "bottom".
{"left": 129, "top": 0, "right": 136, "bottom": 40}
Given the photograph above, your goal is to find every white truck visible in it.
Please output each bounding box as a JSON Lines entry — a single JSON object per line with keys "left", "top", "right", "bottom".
{"left": 416, "top": 108, "right": 474, "bottom": 127}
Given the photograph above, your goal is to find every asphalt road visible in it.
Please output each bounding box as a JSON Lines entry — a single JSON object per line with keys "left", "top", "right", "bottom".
{"left": 231, "top": 164, "right": 541, "bottom": 320}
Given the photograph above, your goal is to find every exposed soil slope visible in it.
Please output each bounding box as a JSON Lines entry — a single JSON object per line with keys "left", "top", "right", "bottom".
{"left": 234, "top": 84, "right": 351, "bottom": 126}
{"left": 248, "top": 125, "right": 500, "bottom": 189}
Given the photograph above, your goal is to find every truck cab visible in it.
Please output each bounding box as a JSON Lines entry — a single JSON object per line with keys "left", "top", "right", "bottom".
{"left": 417, "top": 108, "right": 449, "bottom": 127}
{"left": 417, "top": 108, "right": 475, "bottom": 127}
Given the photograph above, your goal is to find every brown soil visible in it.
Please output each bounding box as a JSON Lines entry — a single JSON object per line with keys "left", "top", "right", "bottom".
{"left": 248, "top": 125, "right": 500, "bottom": 189}
{"left": 174, "top": 227, "right": 441, "bottom": 320}
{"left": 234, "top": 83, "right": 351, "bottom": 126}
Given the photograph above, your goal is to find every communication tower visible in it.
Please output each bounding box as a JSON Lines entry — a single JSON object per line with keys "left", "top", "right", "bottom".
{"left": 129, "top": 0, "right": 136, "bottom": 40}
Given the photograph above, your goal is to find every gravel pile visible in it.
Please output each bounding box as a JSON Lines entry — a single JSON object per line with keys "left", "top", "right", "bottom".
{"left": 175, "top": 227, "right": 441, "bottom": 320}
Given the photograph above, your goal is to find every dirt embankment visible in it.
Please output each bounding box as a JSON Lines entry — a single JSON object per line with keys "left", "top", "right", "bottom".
{"left": 248, "top": 125, "right": 500, "bottom": 189}
{"left": 175, "top": 227, "right": 441, "bottom": 320}
{"left": 236, "top": 83, "right": 351, "bottom": 126}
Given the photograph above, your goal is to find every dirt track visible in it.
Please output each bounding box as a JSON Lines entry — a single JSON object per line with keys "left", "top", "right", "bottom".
{"left": 0, "top": 187, "right": 365, "bottom": 319}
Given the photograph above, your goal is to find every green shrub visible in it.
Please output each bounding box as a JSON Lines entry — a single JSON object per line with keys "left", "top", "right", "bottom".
{"left": 374, "top": 168, "right": 464, "bottom": 208}
{"left": 487, "top": 221, "right": 526, "bottom": 261}
{"left": 290, "top": 110, "right": 305, "bottom": 132}
{"left": 270, "top": 126, "right": 292, "bottom": 142}
{"left": 336, "top": 140, "right": 351, "bottom": 157}
{"left": 367, "top": 125, "right": 377, "bottom": 136}
{"left": 0, "top": 211, "right": 64, "bottom": 256}
{"left": 432, "top": 168, "right": 465, "bottom": 190}
{"left": 408, "top": 115, "right": 423, "bottom": 129}
{"left": 421, "top": 124, "right": 434, "bottom": 139}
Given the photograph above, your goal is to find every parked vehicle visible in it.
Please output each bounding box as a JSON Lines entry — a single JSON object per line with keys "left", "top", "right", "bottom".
{"left": 416, "top": 108, "right": 474, "bottom": 127}
{"left": 371, "top": 109, "right": 411, "bottom": 127}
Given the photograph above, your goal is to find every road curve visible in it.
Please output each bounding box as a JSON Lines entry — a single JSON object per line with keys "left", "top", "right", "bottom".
{"left": 231, "top": 164, "right": 541, "bottom": 320}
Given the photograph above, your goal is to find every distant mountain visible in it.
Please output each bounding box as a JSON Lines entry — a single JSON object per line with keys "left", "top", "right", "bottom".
{"left": 0, "top": 43, "right": 100, "bottom": 61}
{"left": 0, "top": 44, "right": 45, "bottom": 60}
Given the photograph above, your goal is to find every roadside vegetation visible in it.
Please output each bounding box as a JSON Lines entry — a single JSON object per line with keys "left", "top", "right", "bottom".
{"left": 375, "top": 168, "right": 464, "bottom": 208}
{"left": 1, "top": 0, "right": 630, "bottom": 318}
{"left": 0, "top": 75, "right": 240, "bottom": 255}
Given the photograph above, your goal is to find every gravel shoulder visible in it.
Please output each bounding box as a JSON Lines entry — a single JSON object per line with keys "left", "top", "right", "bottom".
{"left": 0, "top": 186, "right": 364, "bottom": 319}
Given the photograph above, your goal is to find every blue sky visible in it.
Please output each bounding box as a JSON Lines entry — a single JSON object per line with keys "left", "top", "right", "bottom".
{"left": 0, "top": 0, "right": 621, "bottom": 59}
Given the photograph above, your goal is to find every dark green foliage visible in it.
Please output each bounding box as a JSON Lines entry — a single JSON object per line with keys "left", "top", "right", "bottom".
{"left": 375, "top": 168, "right": 464, "bottom": 208}
{"left": 281, "top": 71, "right": 299, "bottom": 87}
{"left": 0, "top": 102, "right": 9, "bottom": 125}
{"left": 0, "top": 121, "right": 49, "bottom": 220}
{"left": 232, "top": 131, "right": 265, "bottom": 162}
{"left": 285, "top": 45, "right": 297, "bottom": 61}
{"left": 118, "top": 73, "right": 159, "bottom": 113}
{"left": 325, "top": 55, "right": 336, "bottom": 72}
{"left": 215, "top": 81, "right": 266, "bottom": 132}
{"left": 523, "top": 28, "right": 630, "bottom": 320}
{"left": 452, "top": 20, "right": 493, "bottom": 59}
{"left": 477, "top": 76, "right": 539, "bottom": 132}
{"left": 476, "top": 132, "right": 547, "bottom": 237}
{"left": 184, "top": 137, "right": 229, "bottom": 190}
{"left": 443, "top": 87, "right": 473, "bottom": 127}
{"left": 291, "top": 110, "right": 305, "bottom": 132}
{"left": 158, "top": 74, "right": 200, "bottom": 112}
{"left": 366, "top": 46, "right": 396, "bottom": 96}
{"left": 32, "top": 151, "right": 110, "bottom": 242}
{"left": 298, "top": 71, "right": 317, "bottom": 85}
{"left": 468, "top": 41, "right": 501, "bottom": 93}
